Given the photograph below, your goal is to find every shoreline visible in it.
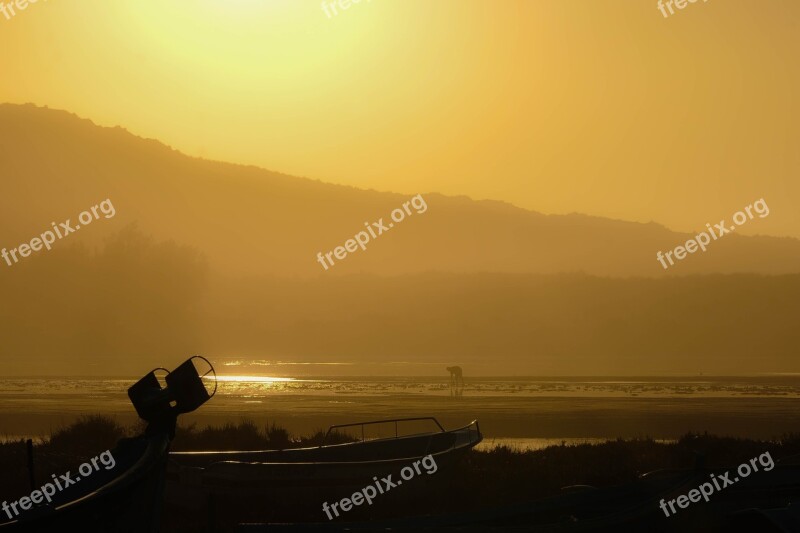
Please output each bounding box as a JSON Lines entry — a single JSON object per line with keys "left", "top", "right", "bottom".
{"left": 3, "top": 395, "right": 799, "bottom": 441}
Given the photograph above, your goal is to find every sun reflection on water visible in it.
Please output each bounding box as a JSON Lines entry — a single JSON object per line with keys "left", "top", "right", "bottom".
{"left": 214, "top": 375, "right": 295, "bottom": 383}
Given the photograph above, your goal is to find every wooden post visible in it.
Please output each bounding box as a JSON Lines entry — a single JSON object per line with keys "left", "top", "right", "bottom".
{"left": 26, "top": 439, "right": 35, "bottom": 490}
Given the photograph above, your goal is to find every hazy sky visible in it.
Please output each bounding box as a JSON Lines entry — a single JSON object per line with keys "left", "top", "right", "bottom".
{"left": 1, "top": 0, "right": 798, "bottom": 236}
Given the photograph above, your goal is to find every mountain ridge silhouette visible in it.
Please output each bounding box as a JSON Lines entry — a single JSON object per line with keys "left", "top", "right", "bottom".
{"left": 2, "top": 104, "right": 800, "bottom": 374}
{"left": 1, "top": 102, "right": 798, "bottom": 278}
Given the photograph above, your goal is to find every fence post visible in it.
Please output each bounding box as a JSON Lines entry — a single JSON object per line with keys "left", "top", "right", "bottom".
{"left": 26, "top": 439, "right": 35, "bottom": 490}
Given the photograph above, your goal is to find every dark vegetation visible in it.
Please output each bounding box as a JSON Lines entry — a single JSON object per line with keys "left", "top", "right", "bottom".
{"left": 0, "top": 416, "right": 354, "bottom": 503}
{"left": 3, "top": 416, "right": 800, "bottom": 529}
{"left": 170, "top": 419, "right": 356, "bottom": 451}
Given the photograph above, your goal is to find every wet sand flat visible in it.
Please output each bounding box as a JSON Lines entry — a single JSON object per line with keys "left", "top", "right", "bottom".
{"left": 2, "top": 388, "right": 799, "bottom": 441}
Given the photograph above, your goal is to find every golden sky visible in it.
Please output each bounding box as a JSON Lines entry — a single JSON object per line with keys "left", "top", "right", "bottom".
{"left": 1, "top": 0, "right": 798, "bottom": 236}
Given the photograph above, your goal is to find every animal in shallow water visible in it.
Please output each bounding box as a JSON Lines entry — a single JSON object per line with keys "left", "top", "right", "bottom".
{"left": 446, "top": 366, "right": 463, "bottom": 387}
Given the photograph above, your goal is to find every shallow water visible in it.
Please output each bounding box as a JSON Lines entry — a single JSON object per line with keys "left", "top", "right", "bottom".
{"left": 2, "top": 376, "right": 799, "bottom": 440}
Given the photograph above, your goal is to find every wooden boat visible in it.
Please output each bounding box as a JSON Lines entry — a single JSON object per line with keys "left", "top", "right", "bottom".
{"left": 168, "top": 417, "right": 482, "bottom": 488}
{"left": 0, "top": 356, "right": 216, "bottom": 533}
{"left": 163, "top": 417, "right": 481, "bottom": 529}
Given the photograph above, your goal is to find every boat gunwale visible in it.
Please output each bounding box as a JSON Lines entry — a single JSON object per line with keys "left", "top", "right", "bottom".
{"left": 169, "top": 419, "right": 481, "bottom": 458}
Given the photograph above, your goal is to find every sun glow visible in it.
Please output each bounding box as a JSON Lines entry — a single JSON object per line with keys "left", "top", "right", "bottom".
{"left": 215, "top": 375, "right": 295, "bottom": 383}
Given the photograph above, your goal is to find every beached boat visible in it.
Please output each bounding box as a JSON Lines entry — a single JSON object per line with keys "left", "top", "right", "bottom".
{"left": 163, "top": 416, "right": 482, "bottom": 529}
{"left": 168, "top": 417, "right": 482, "bottom": 488}
{"left": 0, "top": 356, "right": 216, "bottom": 533}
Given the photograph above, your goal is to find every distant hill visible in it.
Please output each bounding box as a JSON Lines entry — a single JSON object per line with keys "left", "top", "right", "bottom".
{"left": 2, "top": 234, "right": 799, "bottom": 374}
{"left": 2, "top": 104, "right": 800, "bottom": 376}
{"left": 196, "top": 271, "right": 800, "bottom": 376}
{"left": 2, "top": 103, "right": 799, "bottom": 278}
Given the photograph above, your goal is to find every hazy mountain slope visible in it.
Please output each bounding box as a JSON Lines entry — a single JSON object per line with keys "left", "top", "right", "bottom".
{"left": 199, "top": 271, "right": 800, "bottom": 376}
{"left": 2, "top": 229, "right": 798, "bottom": 374}
{"left": 1, "top": 103, "right": 798, "bottom": 277}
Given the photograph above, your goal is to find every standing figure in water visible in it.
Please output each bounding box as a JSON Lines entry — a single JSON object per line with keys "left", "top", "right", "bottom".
{"left": 446, "top": 366, "right": 463, "bottom": 397}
